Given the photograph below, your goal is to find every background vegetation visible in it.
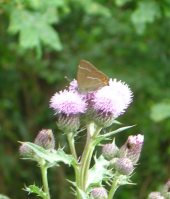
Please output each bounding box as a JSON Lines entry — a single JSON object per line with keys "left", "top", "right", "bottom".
{"left": 0, "top": 0, "right": 170, "bottom": 198}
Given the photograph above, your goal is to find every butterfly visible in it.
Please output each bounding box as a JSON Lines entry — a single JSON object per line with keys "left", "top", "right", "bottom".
{"left": 77, "top": 60, "right": 109, "bottom": 92}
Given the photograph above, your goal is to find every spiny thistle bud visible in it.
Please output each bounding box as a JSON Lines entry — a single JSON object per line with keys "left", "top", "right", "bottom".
{"left": 93, "top": 111, "right": 116, "bottom": 127}
{"left": 91, "top": 187, "right": 108, "bottom": 199}
{"left": 57, "top": 114, "right": 80, "bottom": 132}
{"left": 115, "top": 157, "right": 134, "bottom": 175}
{"left": 102, "top": 141, "right": 119, "bottom": 160}
{"left": 119, "top": 134, "right": 144, "bottom": 164}
{"left": 148, "top": 192, "right": 165, "bottom": 199}
{"left": 19, "top": 143, "right": 33, "bottom": 157}
{"left": 34, "top": 129, "right": 55, "bottom": 150}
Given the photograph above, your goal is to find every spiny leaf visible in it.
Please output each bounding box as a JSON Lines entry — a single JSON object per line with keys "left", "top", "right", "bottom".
{"left": 23, "top": 142, "right": 74, "bottom": 166}
{"left": 87, "top": 155, "right": 111, "bottom": 189}
{"left": 24, "top": 184, "right": 46, "bottom": 199}
{"left": 100, "top": 125, "right": 135, "bottom": 138}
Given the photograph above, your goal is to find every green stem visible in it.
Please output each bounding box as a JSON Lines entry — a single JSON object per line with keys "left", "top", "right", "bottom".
{"left": 67, "top": 132, "right": 77, "bottom": 160}
{"left": 40, "top": 162, "right": 50, "bottom": 199}
{"left": 66, "top": 132, "right": 81, "bottom": 199}
{"left": 80, "top": 123, "right": 102, "bottom": 190}
{"left": 108, "top": 174, "right": 120, "bottom": 199}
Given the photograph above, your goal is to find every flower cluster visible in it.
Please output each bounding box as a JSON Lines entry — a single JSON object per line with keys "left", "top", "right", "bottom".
{"left": 50, "top": 78, "right": 133, "bottom": 130}
{"left": 102, "top": 134, "right": 144, "bottom": 176}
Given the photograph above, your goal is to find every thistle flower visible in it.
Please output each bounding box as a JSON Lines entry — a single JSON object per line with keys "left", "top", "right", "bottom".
{"left": 120, "top": 134, "right": 144, "bottom": 164}
{"left": 34, "top": 129, "right": 55, "bottom": 150}
{"left": 68, "top": 79, "right": 79, "bottom": 93}
{"left": 50, "top": 90, "right": 87, "bottom": 132}
{"left": 102, "top": 141, "right": 119, "bottom": 160}
{"left": 115, "top": 157, "right": 134, "bottom": 175}
{"left": 50, "top": 90, "right": 87, "bottom": 116}
{"left": 148, "top": 192, "right": 165, "bottom": 199}
{"left": 91, "top": 187, "right": 108, "bottom": 199}
{"left": 91, "top": 79, "right": 133, "bottom": 127}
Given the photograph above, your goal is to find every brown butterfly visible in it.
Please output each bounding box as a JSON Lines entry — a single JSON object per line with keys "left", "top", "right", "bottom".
{"left": 77, "top": 60, "right": 109, "bottom": 92}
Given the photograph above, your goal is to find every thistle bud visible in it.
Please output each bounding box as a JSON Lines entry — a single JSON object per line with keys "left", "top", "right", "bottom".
{"left": 57, "top": 114, "right": 80, "bottom": 132}
{"left": 119, "top": 134, "right": 144, "bottom": 164}
{"left": 91, "top": 187, "right": 108, "bottom": 199}
{"left": 34, "top": 129, "right": 55, "bottom": 150}
{"left": 148, "top": 192, "right": 165, "bottom": 199}
{"left": 115, "top": 157, "right": 134, "bottom": 175}
{"left": 102, "top": 141, "right": 119, "bottom": 160}
{"left": 93, "top": 111, "right": 115, "bottom": 127}
{"left": 19, "top": 143, "right": 33, "bottom": 157}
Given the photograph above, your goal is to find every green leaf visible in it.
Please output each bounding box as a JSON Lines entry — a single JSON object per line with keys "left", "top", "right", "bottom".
{"left": 100, "top": 125, "right": 135, "bottom": 138}
{"left": 8, "top": 8, "right": 62, "bottom": 51}
{"left": 77, "top": 189, "right": 90, "bottom": 199}
{"left": 40, "top": 26, "right": 62, "bottom": 51}
{"left": 23, "top": 142, "right": 74, "bottom": 166}
{"left": 131, "top": 1, "right": 161, "bottom": 34}
{"left": 24, "top": 184, "right": 46, "bottom": 199}
{"left": 87, "top": 155, "right": 111, "bottom": 188}
{"left": 115, "top": 0, "right": 132, "bottom": 7}
{"left": 150, "top": 102, "right": 170, "bottom": 122}
{"left": 0, "top": 195, "right": 10, "bottom": 199}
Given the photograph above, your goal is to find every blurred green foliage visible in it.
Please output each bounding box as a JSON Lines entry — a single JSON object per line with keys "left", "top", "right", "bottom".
{"left": 0, "top": 0, "right": 170, "bottom": 198}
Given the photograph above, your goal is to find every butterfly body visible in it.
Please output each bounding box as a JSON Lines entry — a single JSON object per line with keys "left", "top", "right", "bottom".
{"left": 77, "top": 60, "right": 109, "bottom": 92}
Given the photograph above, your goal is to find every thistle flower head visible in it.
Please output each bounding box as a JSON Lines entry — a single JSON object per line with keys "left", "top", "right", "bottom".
{"left": 91, "top": 187, "right": 108, "bottom": 199}
{"left": 69, "top": 79, "right": 79, "bottom": 92}
{"left": 50, "top": 90, "right": 87, "bottom": 116}
{"left": 120, "top": 134, "right": 144, "bottom": 164}
{"left": 92, "top": 79, "right": 133, "bottom": 118}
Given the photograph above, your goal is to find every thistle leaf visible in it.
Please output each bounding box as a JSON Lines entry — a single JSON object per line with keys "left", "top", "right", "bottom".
{"left": 87, "top": 155, "right": 111, "bottom": 189}
{"left": 24, "top": 184, "right": 46, "bottom": 199}
{"left": 23, "top": 142, "right": 74, "bottom": 166}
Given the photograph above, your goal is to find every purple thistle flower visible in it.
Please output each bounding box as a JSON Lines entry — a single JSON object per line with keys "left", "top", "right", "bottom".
{"left": 50, "top": 90, "right": 87, "bottom": 116}
{"left": 50, "top": 89, "right": 87, "bottom": 132}
{"left": 68, "top": 79, "right": 79, "bottom": 93}
{"left": 120, "top": 134, "right": 144, "bottom": 164}
{"left": 92, "top": 78, "right": 133, "bottom": 118}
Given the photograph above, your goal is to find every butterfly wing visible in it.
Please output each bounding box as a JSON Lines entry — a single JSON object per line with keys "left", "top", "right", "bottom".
{"left": 77, "top": 60, "right": 109, "bottom": 92}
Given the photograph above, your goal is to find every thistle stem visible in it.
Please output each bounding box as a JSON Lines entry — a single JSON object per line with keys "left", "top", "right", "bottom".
{"left": 80, "top": 123, "right": 101, "bottom": 190}
{"left": 67, "top": 132, "right": 81, "bottom": 199}
{"left": 108, "top": 174, "right": 120, "bottom": 199}
{"left": 40, "top": 162, "right": 51, "bottom": 199}
{"left": 67, "top": 132, "right": 77, "bottom": 160}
